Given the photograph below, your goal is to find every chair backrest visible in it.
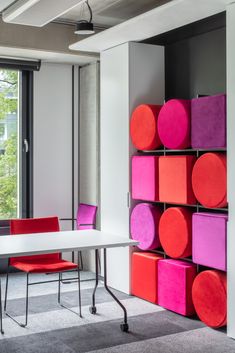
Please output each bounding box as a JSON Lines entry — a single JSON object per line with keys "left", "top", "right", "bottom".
{"left": 10, "top": 216, "right": 60, "bottom": 264}
{"left": 76, "top": 204, "right": 97, "bottom": 230}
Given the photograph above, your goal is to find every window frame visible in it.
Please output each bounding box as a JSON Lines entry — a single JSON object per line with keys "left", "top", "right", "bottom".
{"left": 0, "top": 59, "right": 40, "bottom": 220}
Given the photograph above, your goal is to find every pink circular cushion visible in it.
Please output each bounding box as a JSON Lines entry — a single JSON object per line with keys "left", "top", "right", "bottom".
{"left": 130, "top": 203, "right": 161, "bottom": 250}
{"left": 192, "top": 270, "right": 227, "bottom": 328}
{"left": 192, "top": 153, "right": 227, "bottom": 208}
{"left": 130, "top": 104, "right": 162, "bottom": 150}
{"left": 157, "top": 99, "right": 191, "bottom": 149}
{"left": 159, "top": 207, "right": 192, "bottom": 258}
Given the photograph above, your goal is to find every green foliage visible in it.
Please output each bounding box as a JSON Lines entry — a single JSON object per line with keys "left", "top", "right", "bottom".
{"left": 0, "top": 69, "right": 18, "bottom": 120}
{"left": 0, "top": 70, "right": 18, "bottom": 219}
{"left": 0, "top": 134, "right": 17, "bottom": 218}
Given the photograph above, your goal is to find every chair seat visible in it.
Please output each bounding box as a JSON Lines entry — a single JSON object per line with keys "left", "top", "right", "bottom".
{"left": 11, "top": 259, "right": 78, "bottom": 273}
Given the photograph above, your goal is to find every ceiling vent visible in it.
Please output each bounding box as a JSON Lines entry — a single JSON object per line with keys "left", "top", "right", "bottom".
{"left": 2, "top": 0, "right": 83, "bottom": 27}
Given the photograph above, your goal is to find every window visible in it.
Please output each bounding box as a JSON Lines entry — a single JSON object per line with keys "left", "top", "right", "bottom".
{"left": 0, "top": 69, "right": 19, "bottom": 219}
{"left": 0, "top": 63, "right": 36, "bottom": 220}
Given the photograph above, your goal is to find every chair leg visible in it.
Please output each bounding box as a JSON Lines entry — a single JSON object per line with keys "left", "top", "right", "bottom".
{"left": 5, "top": 272, "right": 29, "bottom": 328}
{"left": 78, "top": 267, "right": 82, "bottom": 318}
{"left": 0, "top": 280, "right": 4, "bottom": 334}
{"left": 58, "top": 273, "right": 61, "bottom": 303}
{"left": 79, "top": 251, "right": 83, "bottom": 271}
{"left": 58, "top": 268, "right": 82, "bottom": 318}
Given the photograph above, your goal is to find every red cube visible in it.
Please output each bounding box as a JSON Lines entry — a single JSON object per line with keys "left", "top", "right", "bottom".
{"left": 159, "top": 155, "right": 196, "bottom": 205}
{"left": 131, "top": 252, "right": 163, "bottom": 304}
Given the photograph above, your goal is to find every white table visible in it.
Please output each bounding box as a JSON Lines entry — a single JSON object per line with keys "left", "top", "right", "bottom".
{"left": 0, "top": 230, "right": 138, "bottom": 333}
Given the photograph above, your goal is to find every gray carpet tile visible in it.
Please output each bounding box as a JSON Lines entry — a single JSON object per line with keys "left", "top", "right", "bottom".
{"left": 49, "top": 310, "right": 204, "bottom": 353}
{"left": 0, "top": 273, "right": 234, "bottom": 353}
{"left": 0, "top": 335, "right": 75, "bottom": 353}
{"left": 89, "top": 328, "right": 235, "bottom": 353}
{"left": 4, "top": 286, "right": 129, "bottom": 316}
{"left": 0, "top": 311, "right": 204, "bottom": 353}
{"left": 161, "top": 310, "right": 206, "bottom": 331}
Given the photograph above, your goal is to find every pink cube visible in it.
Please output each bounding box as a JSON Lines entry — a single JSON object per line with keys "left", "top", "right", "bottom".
{"left": 192, "top": 213, "right": 228, "bottom": 271}
{"left": 132, "top": 156, "right": 159, "bottom": 201}
{"left": 158, "top": 259, "right": 197, "bottom": 316}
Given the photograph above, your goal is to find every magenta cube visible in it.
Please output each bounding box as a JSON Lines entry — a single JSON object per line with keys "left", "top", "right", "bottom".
{"left": 132, "top": 156, "right": 159, "bottom": 201}
{"left": 158, "top": 259, "right": 197, "bottom": 316}
{"left": 191, "top": 94, "right": 226, "bottom": 149}
{"left": 192, "top": 213, "right": 227, "bottom": 271}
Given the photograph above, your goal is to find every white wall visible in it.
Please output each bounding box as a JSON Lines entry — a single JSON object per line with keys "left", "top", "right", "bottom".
{"left": 33, "top": 62, "right": 79, "bottom": 259}
{"left": 79, "top": 62, "right": 100, "bottom": 271}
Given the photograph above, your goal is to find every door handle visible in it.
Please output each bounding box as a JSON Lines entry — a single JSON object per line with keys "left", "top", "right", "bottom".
{"left": 23, "top": 139, "right": 29, "bottom": 153}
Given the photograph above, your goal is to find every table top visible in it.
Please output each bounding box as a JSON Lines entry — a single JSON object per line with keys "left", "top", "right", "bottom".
{"left": 0, "top": 230, "right": 138, "bottom": 259}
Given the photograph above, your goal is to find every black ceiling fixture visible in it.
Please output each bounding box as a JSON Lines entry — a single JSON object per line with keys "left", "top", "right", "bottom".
{"left": 74, "top": 0, "right": 95, "bottom": 35}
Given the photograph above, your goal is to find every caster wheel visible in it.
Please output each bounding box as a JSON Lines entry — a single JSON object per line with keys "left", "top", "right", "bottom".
{"left": 120, "top": 323, "right": 129, "bottom": 332}
{"left": 89, "top": 306, "right": 97, "bottom": 314}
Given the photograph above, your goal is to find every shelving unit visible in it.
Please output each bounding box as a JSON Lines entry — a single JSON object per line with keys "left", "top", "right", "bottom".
{"left": 98, "top": 1, "right": 235, "bottom": 339}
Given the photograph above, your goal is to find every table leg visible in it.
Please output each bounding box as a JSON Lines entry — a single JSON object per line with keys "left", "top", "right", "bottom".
{"left": 89, "top": 249, "right": 99, "bottom": 314}
{"left": 90, "top": 248, "right": 129, "bottom": 332}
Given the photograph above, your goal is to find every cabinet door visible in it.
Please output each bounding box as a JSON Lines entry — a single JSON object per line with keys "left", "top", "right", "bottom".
{"left": 100, "top": 44, "right": 130, "bottom": 293}
{"left": 100, "top": 44, "right": 130, "bottom": 236}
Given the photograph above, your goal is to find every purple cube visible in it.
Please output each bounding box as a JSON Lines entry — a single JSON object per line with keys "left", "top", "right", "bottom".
{"left": 192, "top": 212, "right": 228, "bottom": 271}
{"left": 191, "top": 94, "right": 226, "bottom": 149}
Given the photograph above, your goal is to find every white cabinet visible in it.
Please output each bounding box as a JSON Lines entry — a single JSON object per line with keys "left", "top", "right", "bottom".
{"left": 100, "top": 42, "right": 164, "bottom": 293}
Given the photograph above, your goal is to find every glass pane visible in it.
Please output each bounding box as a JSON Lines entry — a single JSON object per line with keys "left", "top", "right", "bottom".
{"left": 0, "top": 69, "right": 20, "bottom": 219}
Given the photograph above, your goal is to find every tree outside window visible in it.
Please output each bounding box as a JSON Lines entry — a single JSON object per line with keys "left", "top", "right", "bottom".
{"left": 0, "top": 70, "right": 18, "bottom": 219}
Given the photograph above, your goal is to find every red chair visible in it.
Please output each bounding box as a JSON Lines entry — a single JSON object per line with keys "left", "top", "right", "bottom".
{"left": 4, "top": 216, "right": 81, "bottom": 327}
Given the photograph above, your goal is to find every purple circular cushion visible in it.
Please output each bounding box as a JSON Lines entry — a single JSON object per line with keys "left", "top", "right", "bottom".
{"left": 130, "top": 203, "right": 161, "bottom": 250}
{"left": 157, "top": 99, "right": 191, "bottom": 149}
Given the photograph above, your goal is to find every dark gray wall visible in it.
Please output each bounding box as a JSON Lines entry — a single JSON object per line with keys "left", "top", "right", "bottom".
{"left": 144, "top": 12, "right": 226, "bottom": 100}
{"left": 165, "top": 27, "right": 226, "bottom": 99}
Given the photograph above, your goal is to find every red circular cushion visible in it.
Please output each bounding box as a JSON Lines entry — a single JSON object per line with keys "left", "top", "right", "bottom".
{"left": 157, "top": 99, "right": 191, "bottom": 149}
{"left": 130, "top": 203, "right": 161, "bottom": 250}
{"left": 130, "top": 104, "right": 162, "bottom": 150}
{"left": 192, "top": 153, "right": 227, "bottom": 208}
{"left": 159, "top": 207, "right": 192, "bottom": 258}
{"left": 192, "top": 270, "right": 227, "bottom": 328}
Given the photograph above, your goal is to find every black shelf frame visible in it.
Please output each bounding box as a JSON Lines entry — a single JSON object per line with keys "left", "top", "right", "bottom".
{"left": 137, "top": 147, "right": 226, "bottom": 154}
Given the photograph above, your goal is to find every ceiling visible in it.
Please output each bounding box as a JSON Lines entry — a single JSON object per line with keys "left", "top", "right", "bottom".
{"left": 58, "top": 0, "right": 173, "bottom": 27}
{"left": 0, "top": 0, "right": 173, "bottom": 28}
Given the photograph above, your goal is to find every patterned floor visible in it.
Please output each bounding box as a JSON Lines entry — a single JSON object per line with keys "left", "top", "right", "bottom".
{"left": 0, "top": 272, "right": 234, "bottom": 353}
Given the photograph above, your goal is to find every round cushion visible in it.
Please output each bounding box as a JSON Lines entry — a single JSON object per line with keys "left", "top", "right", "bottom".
{"left": 192, "top": 270, "right": 227, "bottom": 328}
{"left": 130, "top": 104, "right": 162, "bottom": 150}
{"left": 157, "top": 99, "right": 191, "bottom": 149}
{"left": 159, "top": 207, "right": 192, "bottom": 258}
{"left": 192, "top": 153, "right": 227, "bottom": 208}
{"left": 130, "top": 203, "right": 161, "bottom": 250}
